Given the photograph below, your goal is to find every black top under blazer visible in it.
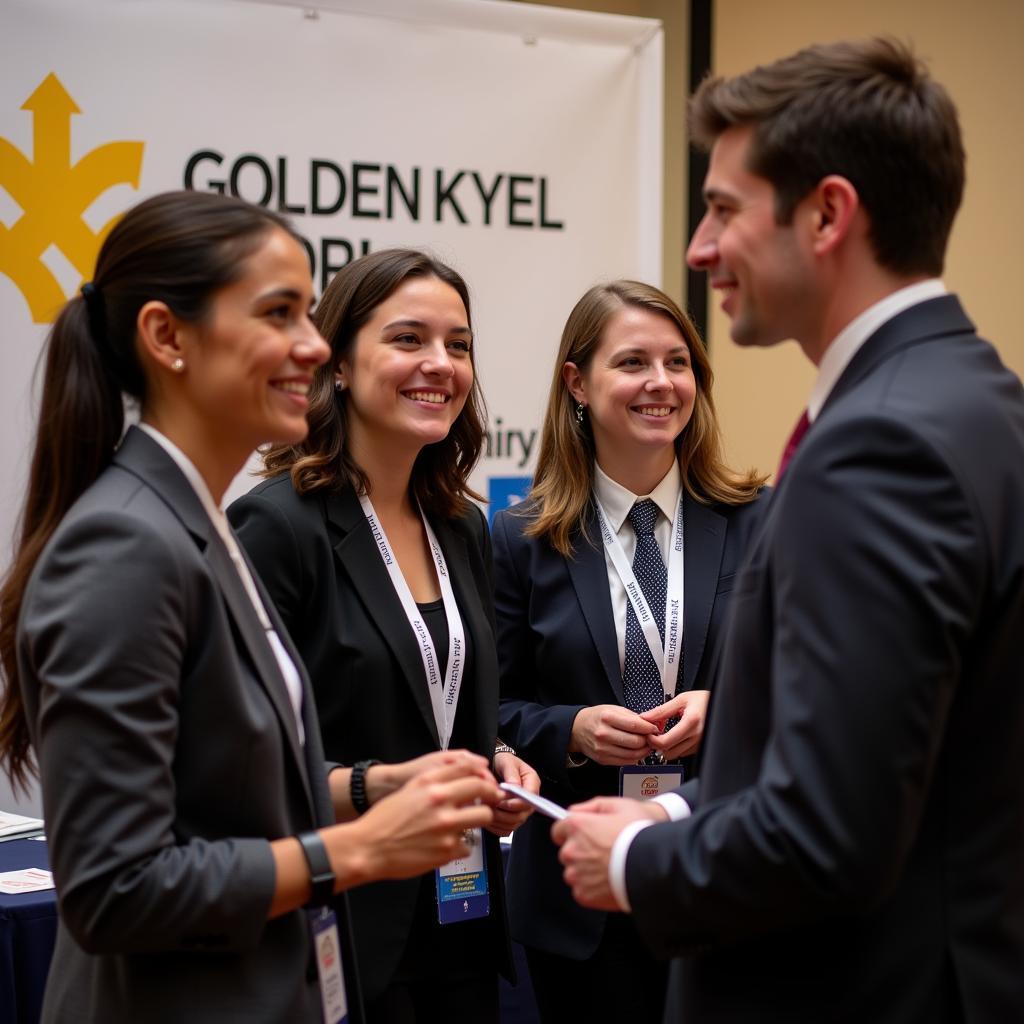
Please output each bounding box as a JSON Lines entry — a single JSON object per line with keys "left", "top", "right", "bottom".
{"left": 626, "top": 295, "right": 1024, "bottom": 1022}
{"left": 492, "top": 486, "right": 769, "bottom": 960}
{"left": 17, "top": 428, "right": 357, "bottom": 1023}
{"left": 229, "top": 477, "right": 513, "bottom": 1002}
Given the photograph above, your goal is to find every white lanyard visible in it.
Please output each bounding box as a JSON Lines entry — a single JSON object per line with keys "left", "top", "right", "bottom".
{"left": 359, "top": 494, "right": 465, "bottom": 750}
{"left": 595, "top": 494, "right": 684, "bottom": 702}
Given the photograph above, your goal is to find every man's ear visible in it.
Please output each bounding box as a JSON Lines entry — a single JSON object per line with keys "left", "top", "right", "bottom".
{"left": 136, "top": 300, "right": 189, "bottom": 374}
{"left": 562, "top": 361, "right": 586, "bottom": 405}
{"left": 809, "top": 175, "right": 860, "bottom": 256}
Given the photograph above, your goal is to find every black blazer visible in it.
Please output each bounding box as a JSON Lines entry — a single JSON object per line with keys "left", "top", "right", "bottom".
{"left": 229, "top": 477, "right": 512, "bottom": 1001}
{"left": 626, "top": 296, "right": 1024, "bottom": 1022}
{"left": 493, "top": 487, "right": 768, "bottom": 959}
{"left": 18, "top": 428, "right": 359, "bottom": 1023}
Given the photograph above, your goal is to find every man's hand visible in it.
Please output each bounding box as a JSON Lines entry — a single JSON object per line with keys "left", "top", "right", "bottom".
{"left": 488, "top": 752, "right": 541, "bottom": 836}
{"left": 552, "top": 807, "right": 656, "bottom": 911}
{"left": 569, "top": 704, "right": 659, "bottom": 765}
{"left": 570, "top": 795, "right": 669, "bottom": 822}
{"left": 642, "top": 689, "right": 710, "bottom": 760}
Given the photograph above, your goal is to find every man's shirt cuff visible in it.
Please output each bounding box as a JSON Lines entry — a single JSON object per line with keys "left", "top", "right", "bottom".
{"left": 652, "top": 792, "right": 691, "bottom": 821}
{"left": 609, "top": 820, "right": 656, "bottom": 912}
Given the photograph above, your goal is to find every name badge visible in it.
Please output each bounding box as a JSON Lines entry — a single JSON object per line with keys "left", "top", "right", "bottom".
{"left": 309, "top": 907, "right": 348, "bottom": 1024}
{"left": 619, "top": 765, "right": 683, "bottom": 800}
{"left": 435, "top": 827, "right": 490, "bottom": 924}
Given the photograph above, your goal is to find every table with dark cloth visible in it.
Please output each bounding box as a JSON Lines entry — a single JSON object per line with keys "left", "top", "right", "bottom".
{"left": 0, "top": 837, "right": 55, "bottom": 1024}
{"left": 0, "top": 836, "right": 538, "bottom": 1024}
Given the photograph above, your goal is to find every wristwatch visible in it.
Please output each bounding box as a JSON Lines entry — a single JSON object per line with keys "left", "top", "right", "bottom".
{"left": 296, "top": 830, "right": 335, "bottom": 907}
{"left": 350, "top": 759, "right": 381, "bottom": 816}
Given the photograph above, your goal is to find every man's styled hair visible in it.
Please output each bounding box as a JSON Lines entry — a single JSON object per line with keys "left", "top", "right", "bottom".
{"left": 689, "top": 37, "right": 965, "bottom": 277}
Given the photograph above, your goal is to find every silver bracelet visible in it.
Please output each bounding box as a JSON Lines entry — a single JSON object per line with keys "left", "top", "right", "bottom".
{"left": 494, "top": 743, "right": 515, "bottom": 756}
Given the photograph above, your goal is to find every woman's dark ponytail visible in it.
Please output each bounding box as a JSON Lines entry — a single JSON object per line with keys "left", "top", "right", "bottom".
{"left": 0, "top": 190, "right": 293, "bottom": 793}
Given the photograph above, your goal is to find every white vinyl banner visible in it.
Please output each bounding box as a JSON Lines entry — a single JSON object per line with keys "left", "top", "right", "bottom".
{"left": 0, "top": 0, "right": 662, "bottom": 811}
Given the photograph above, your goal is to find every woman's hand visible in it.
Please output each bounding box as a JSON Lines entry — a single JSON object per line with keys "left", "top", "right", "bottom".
{"left": 641, "top": 689, "right": 710, "bottom": 760}
{"left": 488, "top": 751, "right": 541, "bottom": 836}
{"left": 365, "top": 748, "right": 485, "bottom": 805}
{"left": 569, "top": 705, "right": 660, "bottom": 766}
{"left": 329, "top": 749, "right": 488, "bottom": 821}
{"left": 327, "top": 759, "right": 503, "bottom": 886}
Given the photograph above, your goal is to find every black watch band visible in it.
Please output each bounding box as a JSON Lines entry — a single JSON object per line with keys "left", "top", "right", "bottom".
{"left": 350, "top": 759, "right": 381, "bottom": 816}
{"left": 296, "top": 830, "right": 335, "bottom": 907}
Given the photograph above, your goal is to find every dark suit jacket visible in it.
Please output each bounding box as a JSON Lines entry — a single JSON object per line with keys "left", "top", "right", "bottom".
{"left": 493, "top": 488, "right": 768, "bottom": 959}
{"left": 229, "top": 477, "right": 512, "bottom": 1002}
{"left": 17, "top": 428, "right": 357, "bottom": 1023}
{"left": 626, "top": 295, "right": 1024, "bottom": 1022}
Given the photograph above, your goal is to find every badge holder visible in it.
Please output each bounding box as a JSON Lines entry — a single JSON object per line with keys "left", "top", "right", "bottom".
{"left": 435, "top": 827, "right": 490, "bottom": 924}
{"left": 308, "top": 907, "right": 349, "bottom": 1024}
{"left": 619, "top": 764, "right": 684, "bottom": 800}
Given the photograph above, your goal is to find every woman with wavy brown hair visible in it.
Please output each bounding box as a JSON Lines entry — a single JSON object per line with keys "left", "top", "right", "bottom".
{"left": 492, "top": 279, "right": 768, "bottom": 1022}
{"left": 228, "top": 248, "right": 539, "bottom": 1024}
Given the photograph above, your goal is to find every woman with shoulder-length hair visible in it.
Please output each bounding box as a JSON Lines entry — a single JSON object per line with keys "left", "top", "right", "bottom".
{"left": 0, "top": 191, "right": 503, "bottom": 1024}
{"left": 228, "top": 247, "right": 539, "bottom": 1024}
{"left": 493, "top": 279, "right": 769, "bottom": 1022}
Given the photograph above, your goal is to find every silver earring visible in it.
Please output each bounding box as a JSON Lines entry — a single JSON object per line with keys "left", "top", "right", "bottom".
{"left": 575, "top": 401, "right": 585, "bottom": 424}
{"left": 334, "top": 377, "right": 345, "bottom": 392}
{"left": 171, "top": 357, "right": 185, "bottom": 373}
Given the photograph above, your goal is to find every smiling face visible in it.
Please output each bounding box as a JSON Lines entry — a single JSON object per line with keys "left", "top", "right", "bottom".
{"left": 176, "top": 227, "right": 329, "bottom": 456}
{"left": 565, "top": 303, "right": 696, "bottom": 484}
{"left": 687, "top": 125, "right": 815, "bottom": 349}
{"left": 338, "top": 274, "right": 474, "bottom": 461}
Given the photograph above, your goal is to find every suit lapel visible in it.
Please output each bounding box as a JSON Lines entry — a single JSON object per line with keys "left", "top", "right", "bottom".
{"left": 566, "top": 505, "right": 623, "bottom": 702}
{"left": 680, "top": 493, "right": 726, "bottom": 693}
{"left": 113, "top": 428, "right": 315, "bottom": 816}
{"left": 254, "top": 573, "right": 334, "bottom": 825}
{"left": 326, "top": 487, "right": 441, "bottom": 748}
{"left": 207, "top": 538, "right": 314, "bottom": 812}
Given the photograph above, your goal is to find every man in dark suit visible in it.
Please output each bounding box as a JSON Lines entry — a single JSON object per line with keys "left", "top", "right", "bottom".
{"left": 552, "top": 37, "right": 1024, "bottom": 1022}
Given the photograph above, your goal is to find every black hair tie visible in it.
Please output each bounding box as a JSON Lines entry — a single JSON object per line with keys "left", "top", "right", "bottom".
{"left": 79, "top": 280, "right": 106, "bottom": 345}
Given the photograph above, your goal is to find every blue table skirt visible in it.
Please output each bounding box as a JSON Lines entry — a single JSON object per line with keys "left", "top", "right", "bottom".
{"left": 0, "top": 838, "right": 56, "bottom": 1024}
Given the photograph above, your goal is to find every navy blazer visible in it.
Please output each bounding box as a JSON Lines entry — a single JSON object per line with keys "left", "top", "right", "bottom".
{"left": 493, "top": 487, "right": 768, "bottom": 958}
{"left": 18, "top": 428, "right": 359, "bottom": 1023}
{"left": 229, "top": 477, "right": 513, "bottom": 1001}
{"left": 626, "top": 296, "right": 1024, "bottom": 1022}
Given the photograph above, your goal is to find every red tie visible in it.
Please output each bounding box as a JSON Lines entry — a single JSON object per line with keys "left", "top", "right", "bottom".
{"left": 776, "top": 409, "right": 810, "bottom": 481}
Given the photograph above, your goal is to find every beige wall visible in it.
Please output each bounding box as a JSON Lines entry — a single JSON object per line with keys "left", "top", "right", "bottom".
{"left": 708, "top": 0, "right": 1024, "bottom": 478}
{"left": 517, "top": 0, "right": 689, "bottom": 305}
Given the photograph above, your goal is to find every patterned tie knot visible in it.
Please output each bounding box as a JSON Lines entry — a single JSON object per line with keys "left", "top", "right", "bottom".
{"left": 627, "top": 499, "right": 659, "bottom": 538}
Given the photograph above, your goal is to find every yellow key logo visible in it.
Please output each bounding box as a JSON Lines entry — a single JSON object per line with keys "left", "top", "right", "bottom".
{"left": 0, "top": 74, "right": 144, "bottom": 323}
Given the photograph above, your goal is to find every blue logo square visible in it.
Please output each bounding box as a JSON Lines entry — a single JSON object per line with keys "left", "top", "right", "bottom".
{"left": 487, "top": 476, "right": 532, "bottom": 527}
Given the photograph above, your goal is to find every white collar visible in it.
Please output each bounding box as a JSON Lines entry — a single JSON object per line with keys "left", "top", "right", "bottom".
{"left": 593, "top": 459, "right": 682, "bottom": 532}
{"left": 137, "top": 423, "right": 224, "bottom": 526}
{"left": 808, "top": 279, "right": 946, "bottom": 423}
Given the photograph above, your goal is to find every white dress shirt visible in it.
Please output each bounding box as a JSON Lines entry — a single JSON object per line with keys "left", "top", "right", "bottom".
{"left": 593, "top": 460, "right": 683, "bottom": 672}
{"left": 607, "top": 279, "right": 947, "bottom": 912}
{"left": 137, "top": 423, "right": 305, "bottom": 743}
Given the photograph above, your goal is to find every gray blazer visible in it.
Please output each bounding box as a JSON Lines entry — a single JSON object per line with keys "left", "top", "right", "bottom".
{"left": 18, "top": 427, "right": 354, "bottom": 1022}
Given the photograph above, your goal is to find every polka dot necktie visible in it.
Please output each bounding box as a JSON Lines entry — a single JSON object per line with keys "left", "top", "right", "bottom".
{"left": 622, "top": 499, "right": 667, "bottom": 715}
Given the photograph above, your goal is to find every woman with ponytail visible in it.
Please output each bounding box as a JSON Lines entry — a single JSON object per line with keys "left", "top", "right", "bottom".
{"left": 0, "top": 190, "right": 501, "bottom": 1024}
